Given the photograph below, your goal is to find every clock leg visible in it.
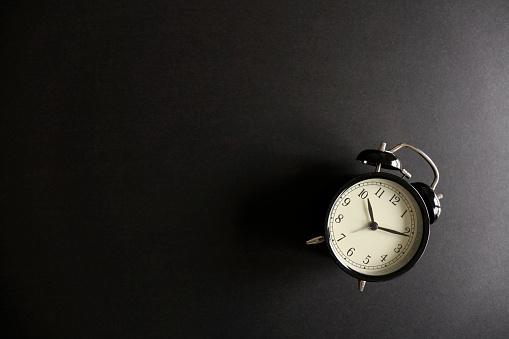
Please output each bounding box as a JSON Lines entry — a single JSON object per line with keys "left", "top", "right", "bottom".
{"left": 306, "top": 236, "right": 325, "bottom": 245}
{"left": 359, "top": 280, "right": 366, "bottom": 292}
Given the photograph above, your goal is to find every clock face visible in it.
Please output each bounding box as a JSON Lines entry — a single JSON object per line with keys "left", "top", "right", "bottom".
{"left": 326, "top": 172, "right": 430, "bottom": 281}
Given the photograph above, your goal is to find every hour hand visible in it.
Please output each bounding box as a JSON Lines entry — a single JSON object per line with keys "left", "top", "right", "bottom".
{"left": 367, "top": 198, "right": 375, "bottom": 223}
{"left": 378, "top": 226, "right": 409, "bottom": 237}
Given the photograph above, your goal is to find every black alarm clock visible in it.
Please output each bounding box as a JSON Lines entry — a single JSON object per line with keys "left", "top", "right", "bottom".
{"left": 308, "top": 142, "right": 442, "bottom": 291}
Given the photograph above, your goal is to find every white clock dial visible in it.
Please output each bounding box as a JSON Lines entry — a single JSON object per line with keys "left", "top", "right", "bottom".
{"left": 326, "top": 176, "right": 426, "bottom": 278}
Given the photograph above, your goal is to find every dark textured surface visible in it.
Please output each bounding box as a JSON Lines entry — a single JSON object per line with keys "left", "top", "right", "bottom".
{"left": 2, "top": 1, "right": 509, "bottom": 338}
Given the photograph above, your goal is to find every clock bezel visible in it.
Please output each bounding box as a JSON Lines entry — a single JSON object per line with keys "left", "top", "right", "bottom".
{"left": 325, "top": 172, "right": 430, "bottom": 282}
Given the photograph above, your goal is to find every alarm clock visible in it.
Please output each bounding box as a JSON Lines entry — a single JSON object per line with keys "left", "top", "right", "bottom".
{"left": 308, "top": 142, "right": 442, "bottom": 291}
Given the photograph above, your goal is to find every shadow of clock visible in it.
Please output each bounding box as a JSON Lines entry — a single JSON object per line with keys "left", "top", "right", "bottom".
{"left": 236, "top": 164, "right": 356, "bottom": 256}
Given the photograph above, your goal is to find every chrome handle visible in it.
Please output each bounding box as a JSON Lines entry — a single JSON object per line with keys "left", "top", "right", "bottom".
{"left": 388, "top": 143, "right": 440, "bottom": 190}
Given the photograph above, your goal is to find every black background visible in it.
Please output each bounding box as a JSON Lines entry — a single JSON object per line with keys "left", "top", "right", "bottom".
{"left": 2, "top": 1, "right": 509, "bottom": 338}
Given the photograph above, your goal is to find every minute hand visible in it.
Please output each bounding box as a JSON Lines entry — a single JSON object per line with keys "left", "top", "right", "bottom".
{"left": 378, "top": 226, "right": 409, "bottom": 237}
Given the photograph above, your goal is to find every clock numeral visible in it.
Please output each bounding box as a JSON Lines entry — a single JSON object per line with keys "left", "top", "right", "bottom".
{"left": 347, "top": 248, "right": 355, "bottom": 257}
{"left": 380, "top": 254, "right": 387, "bottom": 262}
{"left": 334, "top": 214, "right": 344, "bottom": 223}
{"left": 342, "top": 198, "right": 351, "bottom": 206}
{"left": 401, "top": 210, "right": 407, "bottom": 218}
{"left": 394, "top": 244, "right": 402, "bottom": 253}
{"left": 374, "top": 187, "right": 384, "bottom": 198}
{"left": 363, "top": 255, "right": 371, "bottom": 264}
{"left": 357, "top": 189, "right": 368, "bottom": 200}
{"left": 404, "top": 227, "right": 410, "bottom": 234}
{"left": 336, "top": 233, "right": 346, "bottom": 241}
{"left": 389, "top": 194, "right": 400, "bottom": 205}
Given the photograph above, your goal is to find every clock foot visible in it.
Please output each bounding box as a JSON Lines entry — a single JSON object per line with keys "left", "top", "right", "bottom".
{"left": 306, "top": 236, "right": 325, "bottom": 245}
{"left": 358, "top": 280, "right": 366, "bottom": 292}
